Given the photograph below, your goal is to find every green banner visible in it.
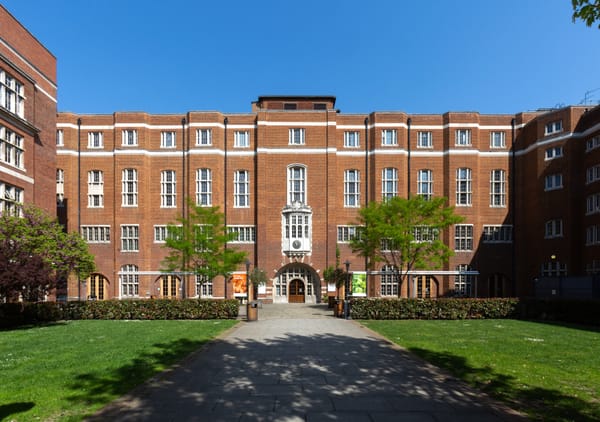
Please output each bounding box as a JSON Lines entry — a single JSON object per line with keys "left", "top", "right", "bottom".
{"left": 351, "top": 272, "right": 367, "bottom": 296}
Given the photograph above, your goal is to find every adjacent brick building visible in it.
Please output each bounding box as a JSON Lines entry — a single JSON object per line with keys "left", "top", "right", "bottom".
{"left": 0, "top": 5, "right": 57, "bottom": 216}
{"left": 56, "top": 96, "right": 600, "bottom": 302}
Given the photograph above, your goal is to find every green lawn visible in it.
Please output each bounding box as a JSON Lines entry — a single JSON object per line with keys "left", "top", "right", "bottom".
{"left": 361, "top": 319, "right": 600, "bottom": 421}
{"left": 0, "top": 319, "right": 238, "bottom": 421}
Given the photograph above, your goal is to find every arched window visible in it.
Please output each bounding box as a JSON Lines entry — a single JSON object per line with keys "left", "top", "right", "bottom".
{"left": 288, "top": 165, "right": 306, "bottom": 204}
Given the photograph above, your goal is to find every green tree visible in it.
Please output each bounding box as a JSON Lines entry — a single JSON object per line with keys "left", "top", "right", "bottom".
{"left": 349, "top": 196, "right": 463, "bottom": 296}
{"left": 161, "top": 204, "right": 247, "bottom": 295}
{"left": 0, "top": 205, "right": 95, "bottom": 302}
{"left": 572, "top": 0, "right": 600, "bottom": 28}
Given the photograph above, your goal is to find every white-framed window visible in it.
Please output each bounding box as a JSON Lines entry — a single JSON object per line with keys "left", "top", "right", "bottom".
{"left": 380, "top": 265, "right": 398, "bottom": 296}
{"left": 381, "top": 129, "right": 397, "bottom": 146}
{"left": 56, "top": 129, "right": 64, "bottom": 146}
{"left": 545, "top": 146, "right": 563, "bottom": 160}
{"left": 289, "top": 128, "right": 305, "bottom": 145}
{"left": 81, "top": 225, "right": 111, "bottom": 243}
{"left": 88, "top": 131, "right": 103, "bottom": 148}
{"left": 482, "top": 225, "right": 513, "bottom": 243}
{"left": 154, "top": 225, "right": 182, "bottom": 243}
{"left": 586, "top": 135, "right": 600, "bottom": 152}
{"left": 455, "top": 264, "right": 473, "bottom": 296}
{"left": 382, "top": 167, "right": 398, "bottom": 200}
{"left": 56, "top": 169, "right": 65, "bottom": 205}
{"left": 121, "top": 225, "right": 139, "bottom": 251}
{"left": 545, "top": 219, "right": 563, "bottom": 238}
{"left": 541, "top": 261, "right": 567, "bottom": 277}
{"left": 413, "top": 225, "right": 439, "bottom": 242}
{"left": 586, "top": 193, "right": 600, "bottom": 215}
{"left": 344, "top": 169, "right": 360, "bottom": 207}
{"left": 455, "top": 129, "right": 471, "bottom": 146}
{"left": 0, "top": 182, "right": 23, "bottom": 216}
{"left": 196, "top": 168, "right": 212, "bottom": 206}
{"left": 586, "top": 225, "right": 600, "bottom": 245}
{"left": 197, "top": 273, "right": 212, "bottom": 298}
{"left": 456, "top": 168, "right": 472, "bottom": 206}
{"left": 120, "top": 264, "right": 139, "bottom": 297}
{"left": 490, "top": 169, "right": 506, "bottom": 207}
{"left": 417, "top": 131, "right": 433, "bottom": 148}
{"left": 196, "top": 129, "right": 212, "bottom": 146}
{"left": 288, "top": 166, "right": 306, "bottom": 204}
{"left": 122, "top": 129, "right": 138, "bottom": 146}
{"left": 490, "top": 131, "right": 506, "bottom": 148}
{"left": 227, "top": 226, "right": 256, "bottom": 243}
{"left": 0, "top": 69, "right": 25, "bottom": 118}
{"left": 161, "top": 131, "right": 176, "bottom": 148}
{"left": 544, "top": 173, "right": 563, "bottom": 191}
{"left": 0, "top": 126, "right": 24, "bottom": 168}
{"left": 234, "top": 130, "right": 249, "bottom": 147}
{"left": 587, "top": 165, "right": 600, "bottom": 184}
{"left": 344, "top": 131, "right": 360, "bottom": 147}
{"left": 455, "top": 224, "right": 474, "bottom": 251}
{"left": 234, "top": 170, "right": 249, "bottom": 207}
{"left": 586, "top": 260, "right": 600, "bottom": 274}
{"left": 545, "top": 120, "right": 563, "bottom": 135}
{"left": 160, "top": 170, "right": 176, "bottom": 207}
{"left": 122, "top": 168, "right": 138, "bottom": 206}
{"left": 337, "top": 225, "right": 361, "bottom": 242}
{"left": 87, "top": 170, "right": 104, "bottom": 208}
{"left": 417, "top": 169, "right": 433, "bottom": 200}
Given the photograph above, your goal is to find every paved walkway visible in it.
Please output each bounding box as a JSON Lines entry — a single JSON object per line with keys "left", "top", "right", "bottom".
{"left": 88, "top": 304, "right": 526, "bottom": 421}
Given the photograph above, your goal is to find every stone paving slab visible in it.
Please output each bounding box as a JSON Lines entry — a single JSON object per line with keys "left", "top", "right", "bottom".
{"left": 87, "top": 304, "right": 527, "bottom": 421}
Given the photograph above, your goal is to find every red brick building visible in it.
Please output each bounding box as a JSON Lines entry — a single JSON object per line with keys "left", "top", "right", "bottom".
{"left": 0, "top": 5, "right": 57, "bottom": 216}
{"left": 55, "top": 96, "right": 600, "bottom": 302}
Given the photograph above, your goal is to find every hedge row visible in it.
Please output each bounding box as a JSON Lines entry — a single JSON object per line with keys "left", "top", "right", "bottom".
{"left": 0, "top": 299, "right": 240, "bottom": 328}
{"left": 350, "top": 298, "right": 520, "bottom": 320}
{"left": 350, "top": 297, "right": 600, "bottom": 326}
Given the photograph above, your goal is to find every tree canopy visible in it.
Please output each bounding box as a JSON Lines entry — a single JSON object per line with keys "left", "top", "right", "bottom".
{"left": 161, "top": 204, "right": 247, "bottom": 291}
{"left": 349, "top": 196, "right": 463, "bottom": 293}
{"left": 0, "top": 205, "right": 95, "bottom": 302}
{"left": 572, "top": 0, "right": 600, "bottom": 28}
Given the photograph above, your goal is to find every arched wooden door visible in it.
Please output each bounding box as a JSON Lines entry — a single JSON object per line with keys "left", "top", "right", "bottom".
{"left": 288, "top": 279, "right": 305, "bottom": 303}
{"left": 87, "top": 274, "right": 108, "bottom": 300}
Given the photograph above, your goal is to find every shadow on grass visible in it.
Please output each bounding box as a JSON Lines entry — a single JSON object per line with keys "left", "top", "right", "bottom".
{"left": 66, "top": 338, "right": 209, "bottom": 409}
{"left": 409, "top": 347, "right": 600, "bottom": 422}
{"left": 0, "top": 321, "right": 68, "bottom": 332}
{"left": 0, "top": 402, "right": 35, "bottom": 420}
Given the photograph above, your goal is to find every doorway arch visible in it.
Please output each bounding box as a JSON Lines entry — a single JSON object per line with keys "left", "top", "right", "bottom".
{"left": 273, "top": 264, "right": 320, "bottom": 304}
{"left": 288, "top": 279, "right": 305, "bottom": 303}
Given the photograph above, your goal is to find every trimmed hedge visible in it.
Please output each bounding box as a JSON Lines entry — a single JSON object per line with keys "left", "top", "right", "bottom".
{"left": 0, "top": 299, "right": 239, "bottom": 328}
{"left": 350, "top": 298, "right": 520, "bottom": 320}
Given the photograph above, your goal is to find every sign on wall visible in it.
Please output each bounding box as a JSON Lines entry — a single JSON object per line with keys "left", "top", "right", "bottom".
{"left": 351, "top": 272, "right": 367, "bottom": 297}
{"left": 231, "top": 273, "right": 247, "bottom": 297}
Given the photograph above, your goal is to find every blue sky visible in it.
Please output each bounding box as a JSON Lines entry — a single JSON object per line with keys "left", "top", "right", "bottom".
{"left": 3, "top": 0, "right": 599, "bottom": 115}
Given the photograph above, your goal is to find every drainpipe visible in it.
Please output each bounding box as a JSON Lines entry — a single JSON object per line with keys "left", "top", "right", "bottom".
{"left": 77, "top": 118, "right": 81, "bottom": 301}
{"left": 407, "top": 117, "right": 412, "bottom": 198}
{"left": 181, "top": 117, "right": 187, "bottom": 299}
{"left": 511, "top": 118, "right": 517, "bottom": 296}
{"left": 223, "top": 117, "right": 228, "bottom": 298}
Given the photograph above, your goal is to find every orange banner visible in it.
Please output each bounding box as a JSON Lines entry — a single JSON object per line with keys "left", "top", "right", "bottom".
{"left": 232, "top": 273, "right": 247, "bottom": 295}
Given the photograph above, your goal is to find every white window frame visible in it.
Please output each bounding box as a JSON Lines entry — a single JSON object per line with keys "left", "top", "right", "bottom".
{"left": 289, "top": 128, "right": 305, "bottom": 145}
{"left": 337, "top": 225, "right": 361, "bottom": 243}
{"left": 160, "top": 170, "right": 177, "bottom": 208}
{"left": 417, "top": 169, "right": 433, "bottom": 200}
{"left": 490, "top": 169, "right": 506, "bottom": 207}
{"left": 161, "top": 131, "right": 176, "bottom": 148}
{"left": 545, "top": 146, "right": 563, "bottom": 160}
{"left": 490, "top": 131, "right": 506, "bottom": 148}
{"left": 455, "top": 129, "right": 471, "bottom": 146}
{"left": 87, "top": 170, "right": 104, "bottom": 208}
{"left": 381, "top": 129, "right": 397, "bottom": 146}
{"left": 56, "top": 129, "right": 64, "bottom": 146}
{"left": 227, "top": 226, "right": 256, "bottom": 243}
{"left": 0, "top": 182, "right": 23, "bottom": 216}
{"left": 586, "top": 225, "right": 600, "bottom": 245}
{"left": 544, "top": 173, "right": 563, "bottom": 191}
{"left": 0, "top": 69, "right": 25, "bottom": 118}
{"left": 380, "top": 265, "right": 399, "bottom": 296}
{"left": 197, "top": 273, "right": 213, "bottom": 298}
{"left": 234, "top": 130, "right": 249, "bottom": 148}
{"left": 482, "top": 225, "right": 513, "bottom": 243}
{"left": 382, "top": 167, "right": 398, "bottom": 200}
{"left": 544, "top": 219, "right": 563, "bottom": 239}
{"left": 196, "top": 168, "right": 212, "bottom": 206}
{"left": 121, "top": 129, "right": 138, "bottom": 146}
{"left": 417, "top": 131, "right": 433, "bottom": 148}
{"left": 122, "top": 168, "right": 138, "bottom": 206}
{"left": 545, "top": 120, "right": 563, "bottom": 135}
{"left": 586, "top": 135, "right": 600, "bottom": 152}
{"left": 56, "top": 169, "right": 65, "bottom": 204}
{"left": 455, "top": 224, "right": 474, "bottom": 251}
{"left": 344, "top": 131, "right": 360, "bottom": 148}
{"left": 413, "top": 225, "right": 439, "bottom": 242}
{"left": 586, "top": 165, "right": 600, "bottom": 184}
{"left": 288, "top": 165, "right": 306, "bottom": 204}
{"left": 0, "top": 126, "right": 24, "bottom": 169}
{"left": 88, "top": 131, "right": 104, "bottom": 148}
{"left": 455, "top": 264, "right": 474, "bottom": 297}
{"left": 81, "top": 225, "right": 111, "bottom": 243}
{"left": 234, "top": 170, "right": 250, "bottom": 208}
{"left": 120, "top": 264, "right": 139, "bottom": 297}
{"left": 344, "top": 169, "right": 360, "bottom": 207}
{"left": 586, "top": 193, "right": 600, "bottom": 215}
{"left": 456, "top": 168, "right": 472, "bottom": 206}
{"left": 121, "top": 225, "right": 139, "bottom": 252}
{"left": 196, "top": 129, "right": 212, "bottom": 146}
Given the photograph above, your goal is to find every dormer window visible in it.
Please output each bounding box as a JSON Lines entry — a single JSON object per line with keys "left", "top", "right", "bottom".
{"left": 545, "top": 120, "right": 563, "bottom": 135}
{"left": 284, "top": 103, "right": 297, "bottom": 110}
